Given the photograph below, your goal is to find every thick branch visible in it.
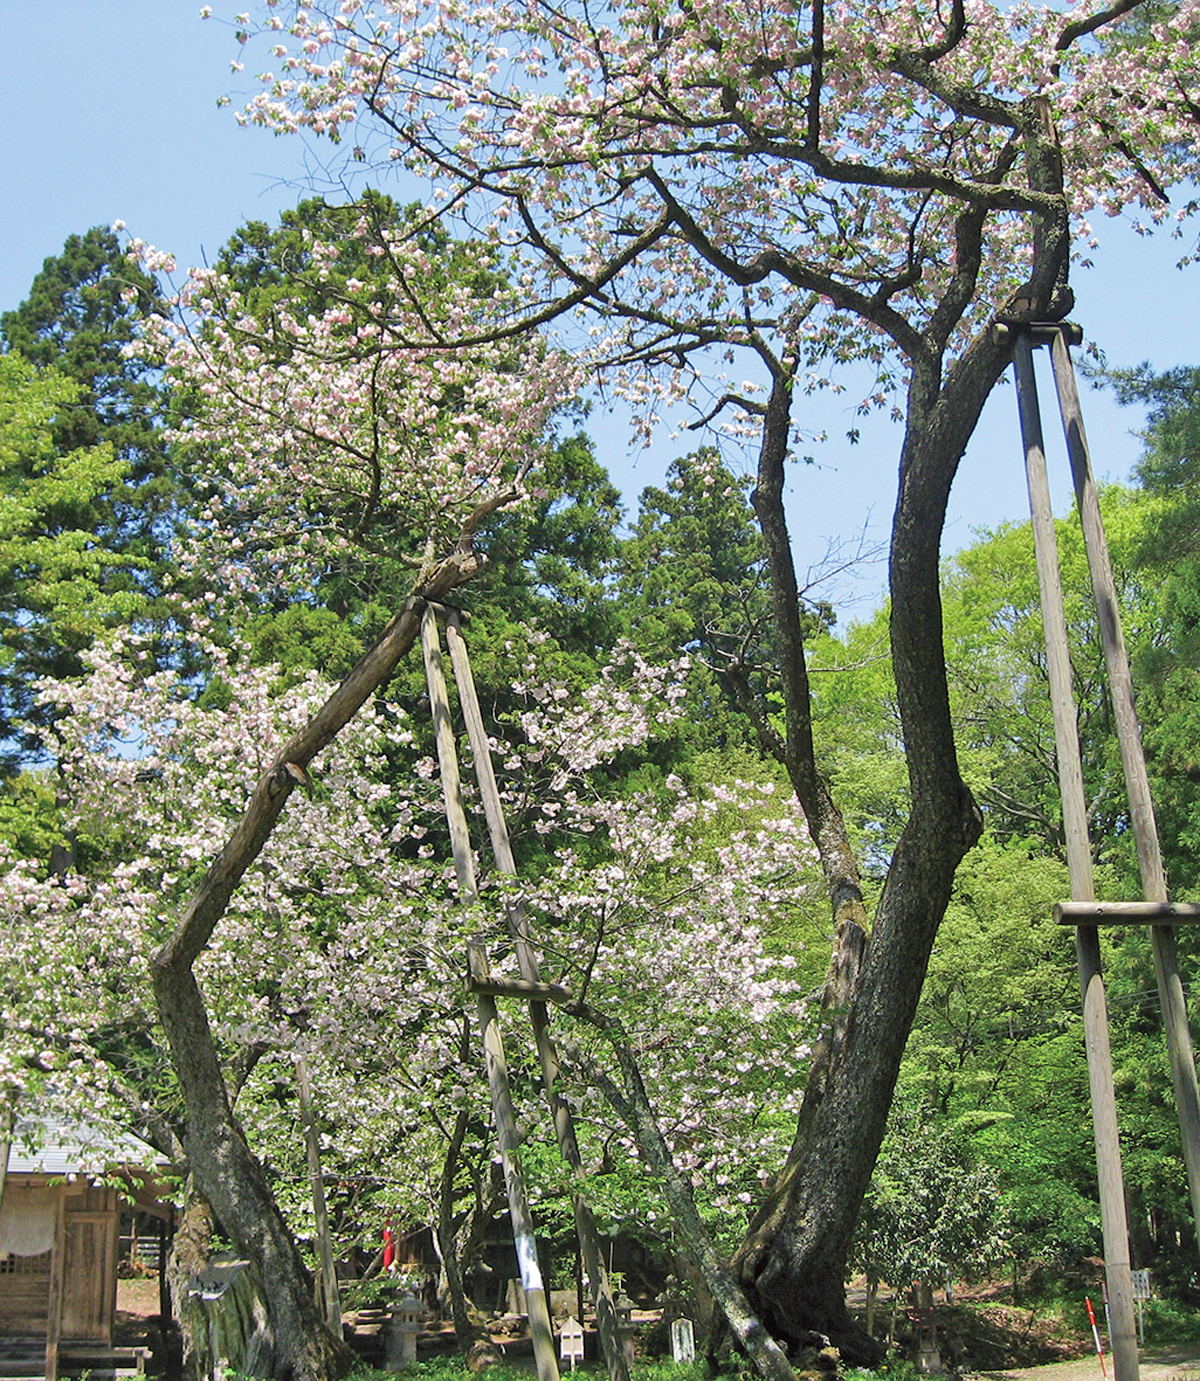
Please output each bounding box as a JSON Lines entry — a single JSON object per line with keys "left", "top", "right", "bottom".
{"left": 154, "top": 544, "right": 481, "bottom": 973}
{"left": 1056, "top": 0, "right": 1145, "bottom": 50}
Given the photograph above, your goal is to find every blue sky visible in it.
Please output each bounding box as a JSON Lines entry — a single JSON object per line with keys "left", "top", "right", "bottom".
{"left": 6, "top": 3, "right": 1198, "bottom": 612}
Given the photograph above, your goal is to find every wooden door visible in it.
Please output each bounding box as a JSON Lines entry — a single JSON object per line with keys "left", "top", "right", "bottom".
{"left": 59, "top": 1212, "right": 116, "bottom": 1342}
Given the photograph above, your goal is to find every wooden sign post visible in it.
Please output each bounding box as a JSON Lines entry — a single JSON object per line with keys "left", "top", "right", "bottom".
{"left": 559, "top": 1317, "right": 586, "bottom": 1371}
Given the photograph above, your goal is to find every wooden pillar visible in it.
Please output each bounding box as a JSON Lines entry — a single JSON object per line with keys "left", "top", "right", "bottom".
{"left": 444, "top": 610, "right": 631, "bottom": 1381}
{"left": 1048, "top": 329, "right": 1200, "bottom": 1260}
{"left": 1013, "top": 331, "right": 1139, "bottom": 1381}
{"left": 44, "top": 1183, "right": 67, "bottom": 1381}
{"left": 421, "top": 605, "right": 560, "bottom": 1381}
{"left": 0, "top": 1101, "right": 13, "bottom": 1211}
{"left": 296, "top": 1054, "right": 343, "bottom": 1332}
{"left": 421, "top": 603, "right": 477, "bottom": 902}
{"left": 468, "top": 944, "right": 561, "bottom": 1381}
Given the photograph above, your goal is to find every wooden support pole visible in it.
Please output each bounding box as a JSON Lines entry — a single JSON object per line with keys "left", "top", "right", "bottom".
{"left": 469, "top": 977, "right": 576, "bottom": 1004}
{"left": 296, "top": 1054, "right": 343, "bottom": 1333}
{"left": 468, "top": 944, "right": 561, "bottom": 1381}
{"left": 421, "top": 607, "right": 559, "bottom": 1381}
{"left": 1013, "top": 331, "right": 1139, "bottom": 1381}
{"left": 421, "top": 604, "right": 478, "bottom": 903}
{"left": 1055, "top": 902, "right": 1200, "bottom": 926}
{"left": 445, "top": 611, "right": 631, "bottom": 1381}
{"left": 0, "top": 1100, "right": 13, "bottom": 1212}
{"left": 45, "top": 1183, "right": 67, "bottom": 1381}
{"left": 1049, "top": 329, "right": 1200, "bottom": 1262}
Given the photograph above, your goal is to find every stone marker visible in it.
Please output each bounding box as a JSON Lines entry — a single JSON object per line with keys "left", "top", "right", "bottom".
{"left": 670, "top": 1318, "right": 695, "bottom": 1365}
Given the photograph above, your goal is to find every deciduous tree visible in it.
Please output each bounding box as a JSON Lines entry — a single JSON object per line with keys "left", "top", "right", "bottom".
{"left": 153, "top": 0, "right": 1200, "bottom": 1357}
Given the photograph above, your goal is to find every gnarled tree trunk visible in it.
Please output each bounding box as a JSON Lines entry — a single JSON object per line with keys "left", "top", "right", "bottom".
{"left": 732, "top": 144, "right": 1072, "bottom": 1357}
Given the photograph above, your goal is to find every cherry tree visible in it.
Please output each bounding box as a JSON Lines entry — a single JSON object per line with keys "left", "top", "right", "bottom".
{"left": 5, "top": 576, "right": 816, "bottom": 1377}
{"left": 86, "top": 225, "right": 587, "bottom": 1378}
{"left": 206, "top": 0, "right": 1200, "bottom": 1360}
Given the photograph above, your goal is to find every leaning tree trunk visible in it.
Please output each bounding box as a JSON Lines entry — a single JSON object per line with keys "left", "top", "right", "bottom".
{"left": 151, "top": 548, "right": 484, "bottom": 1381}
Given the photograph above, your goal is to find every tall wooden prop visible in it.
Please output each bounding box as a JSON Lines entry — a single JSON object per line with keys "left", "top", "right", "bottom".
{"left": 296, "top": 1054, "right": 343, "bottom": 1332}
{"left": 0, "top": 1101, "right": 13, "bottom": 1211}
{"left": 420, "top": 606, "right": 561, "bottom": 1381}
{"left": 1047, "top": 331, "right": 1200, "bottom": 1256}
{"left": 1010, "top": 327, "right": 1139, "bottom": 1381}
{"left": 44, "top": 1183, "right": 67, "bottom": 1381}
{"left": 444, "top": 608, "right": 632, "bottom": 1381}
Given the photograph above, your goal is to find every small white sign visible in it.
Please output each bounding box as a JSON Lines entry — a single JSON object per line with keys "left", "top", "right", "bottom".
{"left": 671, "top": 1318, "right": 696, "bottom": 1365}
{"left": 560, "top": 1316, "right": 585, "bottom": 1370}
{"left": 1131, "top": 1269, "right": 1151, "bottom": 1301}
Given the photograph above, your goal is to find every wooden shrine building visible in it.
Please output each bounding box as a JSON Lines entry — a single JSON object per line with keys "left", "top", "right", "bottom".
{"left": 0, "top": 1119, "right": 174, "bottom": 1378}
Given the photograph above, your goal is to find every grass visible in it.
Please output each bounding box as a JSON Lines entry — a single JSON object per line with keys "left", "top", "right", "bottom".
{"left": 348, "top": 1362, "right": 715, "bottom": 1381}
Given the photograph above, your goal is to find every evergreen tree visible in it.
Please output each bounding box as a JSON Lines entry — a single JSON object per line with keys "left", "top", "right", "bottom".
{"left": 0, "top": 227, "right": 176, "bottom": 774}
{"left": 0, "top": 354, "right": 134, "bottom": 771}
{"left": 618, "top": 449, "right": 833, "bottom": 759}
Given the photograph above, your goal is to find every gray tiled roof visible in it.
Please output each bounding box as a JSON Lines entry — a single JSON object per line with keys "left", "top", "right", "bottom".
{"left": 6, "top": 1117, "right": 166, "bottom": 1177}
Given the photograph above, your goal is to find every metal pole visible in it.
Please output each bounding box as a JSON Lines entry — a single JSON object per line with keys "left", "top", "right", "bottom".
{"left": 421, "top": 605, "right": 560, "bottom": 1381}
{"left": 1048, "top": 329, "right": 1200, "bottom": 1260}
{"left": 444, "top": 609, "right": 631, "bottom": 1381}
{"left": 1012, "top": 331, "right": 1139, "bottom": 1381}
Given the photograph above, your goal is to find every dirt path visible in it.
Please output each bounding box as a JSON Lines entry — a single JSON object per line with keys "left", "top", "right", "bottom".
{"left": 969, "top": 1345, "right": 1200, "bottom": 1381}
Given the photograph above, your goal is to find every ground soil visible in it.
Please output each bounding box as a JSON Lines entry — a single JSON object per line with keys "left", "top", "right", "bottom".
{"left": 968, "top": 1345, "right": 1200, "bottom": 1381}
{"left": 115, "top": 1276, "right": 166, "bottom": 1344}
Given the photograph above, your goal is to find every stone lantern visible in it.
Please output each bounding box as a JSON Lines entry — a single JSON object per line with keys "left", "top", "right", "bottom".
{"left": 386, "top": 1291, "right": 424, "bottom": 1370}
{"left": 615, "top": 1293, "right": 637, "bottom": 1368}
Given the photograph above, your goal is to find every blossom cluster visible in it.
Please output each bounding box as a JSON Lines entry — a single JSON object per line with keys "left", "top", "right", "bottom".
{"left": 125, "top": 226, "right": 581, "bottom": 596}
{"left": 5, "top": 611, "right": 817, "bottom": 1238}
{"left": 218, "top": 0, "right": 1200, "bottom": 435}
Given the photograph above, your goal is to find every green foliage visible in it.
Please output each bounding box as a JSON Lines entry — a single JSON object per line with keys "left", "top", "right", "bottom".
{"left": 807, "top": 612, "right": 905, "bottom": 871}
{"left": 618, "top": 448, "right": 832, "bottom": 764}
{"left": 1, "top": 226, "right": 165, "bottom": 475}
{"left": 853, "top": 1103, "right": 1012, "bottom": 1289}
{"left": 844, "top": 1360, "right": 924, "bottom": 1381}
{"left": 0, "top": 770, "right": 63, "bottom": 861}
{"left": 0, "top": 227, "right": 179, "bottom": 781}
{"left": 471, "top": 429, "right": 626, "bottom": 655}
{"left": 0, "top": 353, "right": 140, "bottom": 770}
{"left": 344, "top": 1361, "right": 718, "bottom": 1381}
{"left": 903, "top": 834, "right": 1077, "bottom": 1117}
{"left": 1136, "top": 1295, "right": 1200, "bottom": 1346}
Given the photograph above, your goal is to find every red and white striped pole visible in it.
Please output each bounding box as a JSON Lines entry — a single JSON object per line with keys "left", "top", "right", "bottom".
{"left": 1086, "top": 1297, "right": 1108, "bottom": 1378}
